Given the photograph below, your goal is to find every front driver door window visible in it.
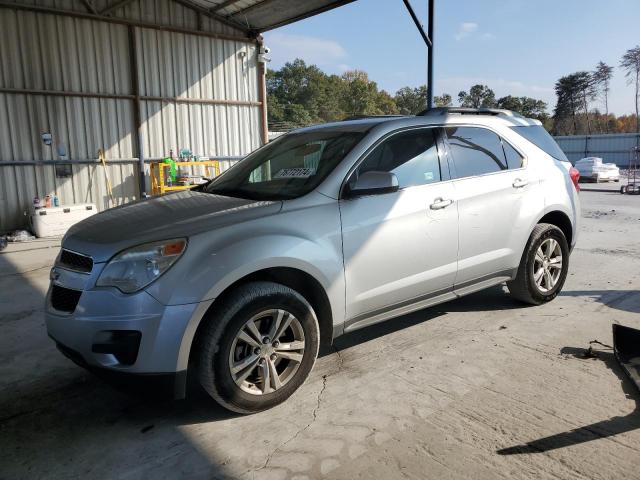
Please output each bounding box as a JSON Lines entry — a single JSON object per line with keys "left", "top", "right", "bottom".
{"left": 340, "top": 128, "right": 459, "bottom": 327}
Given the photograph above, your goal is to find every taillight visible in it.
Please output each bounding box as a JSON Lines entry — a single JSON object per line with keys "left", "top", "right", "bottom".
{"left": 569, "top": 167, "right": 580, "bottom": 192}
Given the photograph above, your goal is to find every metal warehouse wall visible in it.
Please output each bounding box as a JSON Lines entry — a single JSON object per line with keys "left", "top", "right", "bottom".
{"left": 554, "top": 133, "right": 640, "bottom": 167}
{"left": 0, "top": 0, "right": 262, "bottom": 232}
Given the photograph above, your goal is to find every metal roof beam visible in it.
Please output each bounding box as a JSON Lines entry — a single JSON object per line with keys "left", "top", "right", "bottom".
{"left": 99, "top": 0, "right": 136, "bottom": 15}
{"left": 210, "top": 0, "right": 242, "bottom": 13}
{"left": 80, "top": 0, "right": 98, "bottom": 14}
{"left": 402, "top": 0, "right": 431, "bottom": 47}
{"left": 401, "top": 0, "right": 434, "bottom": 110}
{"left": 255, "top": 0, "right": 358, "bottom": 32}
{"left": 172, "top": 0, "right": 251, "bottom": 32}
{"left": 228, "top": 0, "right": 277, "bottom": 18}
{"left": 0, "top": 1, "right": 253, "bottom": 42}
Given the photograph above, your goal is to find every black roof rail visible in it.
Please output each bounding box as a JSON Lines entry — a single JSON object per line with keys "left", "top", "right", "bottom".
{"left": 341, "top": 114, "right": 407, "bottom": 121}
{"left": 416, "top": 107, "right": 523, "bottom": 118}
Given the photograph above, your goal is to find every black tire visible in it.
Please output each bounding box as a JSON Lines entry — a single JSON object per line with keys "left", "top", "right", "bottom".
{"left": 197, "top": 281, "right": 320, "bottom": 414}
{"left": 507, "top": 223, "right": 570, "bottom": 305}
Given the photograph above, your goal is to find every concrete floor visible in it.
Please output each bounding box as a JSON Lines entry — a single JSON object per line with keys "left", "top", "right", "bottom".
{"left": 1, "top": 183, "right": 639, "bottom": 480}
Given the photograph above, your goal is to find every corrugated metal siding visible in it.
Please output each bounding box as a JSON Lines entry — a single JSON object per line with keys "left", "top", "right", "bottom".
{"left": 12, "top": 0, "right": 246, "bottom": 36}
{"left": 136, "top": 27, "right": 259, "bottom": 158}
{"left": 0, "top": 0, "right": 261, "bottom": 233}
{"left": 555, "top": 133, "right": 640, "bottom": 166}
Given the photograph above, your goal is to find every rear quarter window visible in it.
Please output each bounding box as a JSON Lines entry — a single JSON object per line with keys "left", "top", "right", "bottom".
{"left": 502, "top": 140, "right": 523, "bottom": 169}
{"left": 445, "top": 126, "right": 507, "bottom": 178}
{"left": 510, "top": 125, "right": 568, "bottom": 162}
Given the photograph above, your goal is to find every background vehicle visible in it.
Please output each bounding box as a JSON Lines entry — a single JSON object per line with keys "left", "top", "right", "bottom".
{"left": 575, "top": 157, "right": 620, "bottom": 182}
{"left": 46, "top": 108, "right": 581, "bottom": 413}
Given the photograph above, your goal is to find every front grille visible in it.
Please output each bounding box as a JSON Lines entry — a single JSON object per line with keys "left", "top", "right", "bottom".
{"left": 59, "top": 249, "right": 93, "bottom": 273}
{"left": 50, "top": 285, "right": 82, "bottom": 313}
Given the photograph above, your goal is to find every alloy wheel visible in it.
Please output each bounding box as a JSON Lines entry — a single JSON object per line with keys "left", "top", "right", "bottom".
{"left": 228, "top": 309, "right": 305, "bottom": 395}
{"left": 533, "top": 238, "right": 563, "bottom": 293}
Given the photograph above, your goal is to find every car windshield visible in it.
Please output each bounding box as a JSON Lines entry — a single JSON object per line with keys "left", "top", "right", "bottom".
{"left": 510, "top": 125, "right": 568, "bottom": 162}
{"left": 203, "top": 129, "right": 365, "bottom": 200}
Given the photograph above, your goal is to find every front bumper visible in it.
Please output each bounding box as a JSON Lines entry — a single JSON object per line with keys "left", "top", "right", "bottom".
{"left": 45, "top": 274, "right": 213, "bottom": 397}
{"left": 54, "top": 339, "right": 188, "bottom": 398}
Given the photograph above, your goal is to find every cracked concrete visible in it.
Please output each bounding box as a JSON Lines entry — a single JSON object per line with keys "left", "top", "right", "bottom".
{"left": 1, "top": 183, "right": 640, "bottom": 479}
{"left": 255, "top": 375, "right": 329, "bottom": 476}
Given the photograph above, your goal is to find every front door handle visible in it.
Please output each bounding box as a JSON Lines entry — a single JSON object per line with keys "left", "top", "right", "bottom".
{"left": 512, "top": 178, "right": 528, "bottom": 189}
{"left": 430, "top": 197, "right": 454, "bottom": 210}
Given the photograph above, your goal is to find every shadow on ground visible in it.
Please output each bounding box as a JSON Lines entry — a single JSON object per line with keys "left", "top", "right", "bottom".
{"left": 560, "top": 289, "right": 640, "bottom": 314}
{"left": 2, "top": 249, "right": 531, "bottom": 478}
{"left": 324, "top": 285, "right": 519, "bottom": 355}
{"left": 0, "top": 251, "right": 238, "bottom": 478}
{"left": 497, "top": 346, "right": 640, "bottom": 455}
{"left": 11, "top": 244, "right": 619, "bottom": 477}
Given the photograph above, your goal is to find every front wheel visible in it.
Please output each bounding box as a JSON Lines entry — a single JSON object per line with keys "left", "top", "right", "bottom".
{"left": 197, "top": 281, "right": 320, "bottom": 414}
{"left": 507, "top": 223, "right": 570, "bottom": 305}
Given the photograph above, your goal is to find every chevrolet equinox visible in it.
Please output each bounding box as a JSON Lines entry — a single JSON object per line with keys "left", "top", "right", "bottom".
{"left": 46, "top": 108, "right": 581, "bottom": 413}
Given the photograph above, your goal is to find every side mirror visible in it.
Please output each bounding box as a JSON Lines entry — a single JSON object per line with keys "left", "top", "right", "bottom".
{"left": 347, "top": 171, "right": 399, "bottom": 197}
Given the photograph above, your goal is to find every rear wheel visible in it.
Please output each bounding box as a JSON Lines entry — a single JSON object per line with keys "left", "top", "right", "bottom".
{"left": 197, "top": 281, "right": 320, "bottom": 413}
{"left": 507, "top": 223, "right": 569, "bottom": 305}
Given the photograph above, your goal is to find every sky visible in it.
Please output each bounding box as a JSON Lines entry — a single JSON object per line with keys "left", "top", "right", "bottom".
{"left": 263, "top": 0, "right": 640, "bottom": 115}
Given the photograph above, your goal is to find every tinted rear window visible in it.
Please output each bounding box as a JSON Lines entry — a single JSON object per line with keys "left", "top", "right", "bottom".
{"left": 510, "top": 125, "right": 568, "bottom": 162}
{"left": 502, "top": 141, "right": 523, "bottom": 169}
{"left": 445, "top": 126, "right": 507, "bottom": 178}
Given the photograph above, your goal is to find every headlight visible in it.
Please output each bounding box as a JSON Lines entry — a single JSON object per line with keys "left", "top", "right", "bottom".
{"left": 96, "top": 239, "right": 187, "bottom": 293}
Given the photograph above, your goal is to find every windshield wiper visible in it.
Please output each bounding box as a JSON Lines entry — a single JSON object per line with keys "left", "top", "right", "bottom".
{"left": 205, "top": 185, "right": 297, "bottom": 201}
{"left": 204, "top": 187, "right": 253, "bottom": 199}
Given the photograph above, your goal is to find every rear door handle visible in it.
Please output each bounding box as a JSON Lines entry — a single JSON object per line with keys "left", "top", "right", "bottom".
{"left": 512, "top": 178, "right": 528, "bottom": 189}
{"left": 430, "top": 197, "right": 454, "bottom": 210}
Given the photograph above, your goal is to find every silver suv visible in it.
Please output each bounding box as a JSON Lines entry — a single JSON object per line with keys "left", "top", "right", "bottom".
{"left": 46, "top": 108, "right": 581, "bottom": 413}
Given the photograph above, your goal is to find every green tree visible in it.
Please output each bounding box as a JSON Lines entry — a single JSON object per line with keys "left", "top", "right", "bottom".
{"left": 315, "top": 74, "right": 346, "bottom": 122}
{"left": 394, "top": 86, "right": 429, "bottom": 114}
{"left": 375, "top": 89, "right": 399, "bottom": 115}
{"left": 340, "top": 70, "right": 398, "bottom": 117}
{"left": 266, "top": 59, "right": 344, "bottom": 127}
{"left": 496, "top": 95, "right": 548, "bottom": 122}
{"left": 267, "top": 60, "right": 401, "bottom": 127}
{"left": 553, "top": 72, "right": 594, "bottom": 134}
{"left": 593, "top": 61, "right": 614, "bottom": 117}
{"left": 576, "top": 71, "right": 596, "bottom": 133}
{"left": 458, "top": 84, "right": 496, "bottom": 108}
{"left": 554, "top": 75, "right": 578, "bottom": 134}
{"left": 434, "top": 93, "right": 452, "bottom": 107}
{"left": 620, "top": 46, "right": 640, "bottom": 133}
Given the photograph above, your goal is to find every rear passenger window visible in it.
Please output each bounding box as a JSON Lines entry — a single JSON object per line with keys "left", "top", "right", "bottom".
{"left": 355, "top": 128, "right": 442, "bottom": 188}
{"left": 445, "top": 126, "right": 507, "bottom": 178}
{"left": 502, "top": 140, "right": 523, "bottom": 169}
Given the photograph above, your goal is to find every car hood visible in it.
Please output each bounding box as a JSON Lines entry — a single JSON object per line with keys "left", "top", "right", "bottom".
{"left": 62, "top": 190, "right": 282, "bottom": 262}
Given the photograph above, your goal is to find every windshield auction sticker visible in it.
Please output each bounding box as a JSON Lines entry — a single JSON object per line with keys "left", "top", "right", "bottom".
{"left": 274, "top": 168, "right": 316, "bottom": 178}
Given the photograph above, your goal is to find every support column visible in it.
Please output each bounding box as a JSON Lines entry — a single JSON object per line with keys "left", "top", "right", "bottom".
{"left": 427, "top": 0, "right": 434, "bottom": 109}
{"left": 402, "top": 0, "right": 434, "bottom": 111}
{"left": 256, "top": 36, "right": 269, "bottom": 146}
{"left": 128, "top": 25, "right": 146, "bottom": 199}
